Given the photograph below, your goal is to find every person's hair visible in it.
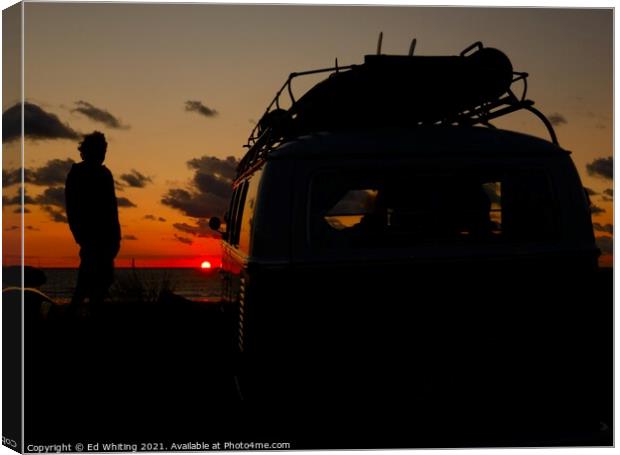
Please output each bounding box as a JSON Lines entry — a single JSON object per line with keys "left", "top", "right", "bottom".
{"left": 78, "top": 131, "right": 107, "bottom": 163}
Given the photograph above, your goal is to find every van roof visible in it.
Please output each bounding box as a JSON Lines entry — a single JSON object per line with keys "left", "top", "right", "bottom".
{"left": 268, "top": 126, "right": 566, "bottom": 161}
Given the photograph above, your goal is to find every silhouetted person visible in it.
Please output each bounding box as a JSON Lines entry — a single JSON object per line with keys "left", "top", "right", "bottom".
{"left": 65, "top": 131, "right": 121, "bottom": 313}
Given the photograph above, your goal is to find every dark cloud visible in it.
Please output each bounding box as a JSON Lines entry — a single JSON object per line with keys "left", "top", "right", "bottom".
{"left": 123, "top": 234, "right": 138, "bottom": 241}
{"left": 42, "top": 206, "right": 67, "bottom": 223}
{"left": 595, "top": 236, "right": 613, "bottom": 255}
{"left": 3, "top": 185, "right": 68, "bottom": 223}
{"left": 144, "top": 214, "right": 166, "bottom": 222}
{"left": 35, "top": 187, "right": 65, "bottom": 208}
{"left": 161, "top": 155, "right": 237, "bottom": 219}
{"left": 119, "top": 170, "right": 152, "bottom": 188}
{"left": 4, "top": 225, "right": 39, "bottom": 231}
{"left": 586, "top": 157, "right": 613, "bottom": 180}
{"left": 547, "top": 113, "right": 567, "bottom": 126}
{"left": 72, "top": 100, "right": 129, "bottom": 129}
{"left": 4, "top": 158, "right": 75, "bottom": 188}
{"left": 117, "top": 197, "right": 137, "bottom": 208}
{"left": 173, "top": 219, "right": 216, "bottom": 238}
{"left": 4, "top": 187, "right": 35, "bottom": 205}
{"left": 17, "top": 186, "right": 67, "bottom": 223}
{"left": 584, "top": 187, "right": 598, "bottom": 196}
{"left": 185, "top": 100, "right": 218, "bottom": 118}
{"left": 3, "top": 168, "right": 21, "bottom": 186}
{"left": 593, "top": 223, "right": 613, "bottom": 234}
{"left": 27, "top": 158, "right": 75, "bottom": 186}
{"left": 590, "top": 204, "right": 605, "bottom": 215}
{"left": 162, "top": 189, "right": 227, "bottom": 219}
{"left": 3, "top": 102, "right": 80, "bottom": 143}
{"left": 174, "top": 234, "right": 193, "bottom": 245}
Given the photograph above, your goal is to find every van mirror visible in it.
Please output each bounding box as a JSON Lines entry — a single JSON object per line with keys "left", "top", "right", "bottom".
{"left": 209, "top": 217, "right": 222, "bottom": 232}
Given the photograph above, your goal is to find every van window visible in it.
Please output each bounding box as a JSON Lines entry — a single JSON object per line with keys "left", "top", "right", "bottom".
{"left": 228, "top": 181, "right": 248, "bottom": 247}
{"left": 238, "top": 169, "right": 263, "bottom": 254}
{"left": 309, "top": 167, "right": 555, "bottom": 250}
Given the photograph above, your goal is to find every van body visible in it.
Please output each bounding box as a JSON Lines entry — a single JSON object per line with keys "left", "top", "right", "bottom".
{"left": 218, "top": 125, "right": 601, "bottom": 413}
{"left": 211, "top": 43, "right": 610, "bottom": 445}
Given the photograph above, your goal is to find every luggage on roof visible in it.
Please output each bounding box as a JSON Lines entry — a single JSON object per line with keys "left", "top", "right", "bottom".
{"left": 238, "top": 41, "right": 558, "bottom": 177}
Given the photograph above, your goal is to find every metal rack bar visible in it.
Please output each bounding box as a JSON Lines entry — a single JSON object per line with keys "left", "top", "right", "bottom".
{"left": 238, "top": 58, "right": 558, "bottom": 177}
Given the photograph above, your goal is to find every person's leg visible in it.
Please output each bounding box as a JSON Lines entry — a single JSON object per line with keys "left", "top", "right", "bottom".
{"left": 69, "top": 250, "right": 96, "bottom": 318}
{"left": 68, "top": 255, "right": 88, "bottom": 317}
{"left": 89, "top": 256, "right": 114, "bottom": 313}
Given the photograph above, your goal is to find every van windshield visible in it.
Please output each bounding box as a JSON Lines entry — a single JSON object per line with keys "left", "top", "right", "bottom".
{"left": 309, "top": 166, "right": 556, "bottom": 250}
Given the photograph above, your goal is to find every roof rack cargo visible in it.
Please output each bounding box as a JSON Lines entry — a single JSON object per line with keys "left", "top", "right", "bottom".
{"left": 237, "top": 41, "right": 558, "bottom": 178}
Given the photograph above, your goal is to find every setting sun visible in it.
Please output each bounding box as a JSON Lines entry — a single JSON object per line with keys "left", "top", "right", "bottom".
{"left": 200, "top": 261, "right": 212, "bottom": 270}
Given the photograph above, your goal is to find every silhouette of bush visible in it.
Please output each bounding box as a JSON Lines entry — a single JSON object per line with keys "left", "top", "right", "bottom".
{"left": 109, "top": 269, "right": 176, "bottom": 304}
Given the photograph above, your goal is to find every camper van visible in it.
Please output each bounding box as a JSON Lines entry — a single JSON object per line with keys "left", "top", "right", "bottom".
{"left": 210, "top": 43, "right": 601, "bottom": 420}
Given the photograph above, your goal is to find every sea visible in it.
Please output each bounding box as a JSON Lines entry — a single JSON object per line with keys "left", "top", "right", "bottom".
{"left": 40, "top": 268, "right": 223, "bottom": 303}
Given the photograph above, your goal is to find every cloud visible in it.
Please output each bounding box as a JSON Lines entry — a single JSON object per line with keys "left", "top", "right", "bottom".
{"left": 2, "top": 165, "right": 142, "bottom": 223}
{"left": 27, "top": 158, "right": 75, "bottom": 186}
{"left": 42, "top": 206, "right": 67, "bottom": 223}
{"left": 174, "top": 234, "right": 193, "bottom": 245}
{"left": 595, "top": 236, "right": 613, "bottom": 255}
{"left": 122, "top": 234, "right": 138, "bottom": 240}
{"left": 547, "top": 113, "right": 567, "bottom": 126}
{"left": 185, "top": 100, "right": 218, "bottom": 118}
{"left": 586, "top": 157, "right": 613, "bottom": 180}
{"left": 603, "top": 188, "right": 613, "bottom": 200}
{"left": 590, "top": 204, "right": 605, "bottom": 215}
{"left": 2, "top": 169, "right": 21, "bottom": 186}
{"left": 119, "top": 169, "right": 152, "bottom": 188}
{"left": 161, "top": 155, "right": 238, "bottom": 219}
{"left": 584, "top": 187, "right": 598, "bottom": 196}
{"left": 4, "top": 225, "right": 39, "bottom": 231}
{"left": 35, "top": 186, "right": 65, "bottom": 208}
{"left": 4, "top": 158, "right": 75, "bottom": 187}
{"left": 13, "top": 185, "right": 68, "bottom": 223}
{"left": 144, "top": 214, "right": 166, "bottom": 222}
{"left": 162, "top": 189, "right": 222, "bottom": 218}
{"left": 72, "top": 100, "right": 129, "bottom": 129}
{"left": 173, "top": 219, "right": 217, "bottom": 238}
{"left": 3, "top": 102, "right": 80, "bottom": 143}
{"left": 117, "top": 197, "right": 137, "bottom": 208}
{"left": 593, "top": 223, "right": 613, "bottom": 234}
{"left": 4, "top": 187, "right": 35, "bottom": 205}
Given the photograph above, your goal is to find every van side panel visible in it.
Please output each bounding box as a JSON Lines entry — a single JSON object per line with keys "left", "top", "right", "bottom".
{"left": 251, "top": 160, "right": 294, "bottom": 260}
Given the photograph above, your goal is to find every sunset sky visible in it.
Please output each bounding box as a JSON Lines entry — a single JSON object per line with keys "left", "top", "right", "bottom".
{"left": 2, "top": 3, "right": 613, "bottom": 268}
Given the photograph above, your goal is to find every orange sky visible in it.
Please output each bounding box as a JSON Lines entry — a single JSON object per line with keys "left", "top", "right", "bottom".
{"left": 2, "top": 4, "right": 613, "bottom": 268}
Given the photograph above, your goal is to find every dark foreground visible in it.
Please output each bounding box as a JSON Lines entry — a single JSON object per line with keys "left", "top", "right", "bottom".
{"left": 11, "top": 268, "right": 614, "bottom": 449}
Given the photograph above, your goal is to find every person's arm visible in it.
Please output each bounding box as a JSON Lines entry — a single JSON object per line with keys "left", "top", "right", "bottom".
{"left": 64, "top": 166, "right": 84, "bottom": 245}
{"left": 108, "top": 170, "right": 121, "bottom": 256}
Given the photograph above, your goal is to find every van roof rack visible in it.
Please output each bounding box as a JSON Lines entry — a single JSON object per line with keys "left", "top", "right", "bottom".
{"left": 237, "top": 41, "right": 559, "bottom": 178}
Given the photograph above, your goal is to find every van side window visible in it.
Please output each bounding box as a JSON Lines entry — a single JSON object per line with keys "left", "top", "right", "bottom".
{"left": 309, "top": 167, "right": 555, "bottom": 249}
{"left": 238, "top": 169, "right": 263, "bottom": 254}
{"left": 228, "top": 181, "right": 248, "bottom": 247}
